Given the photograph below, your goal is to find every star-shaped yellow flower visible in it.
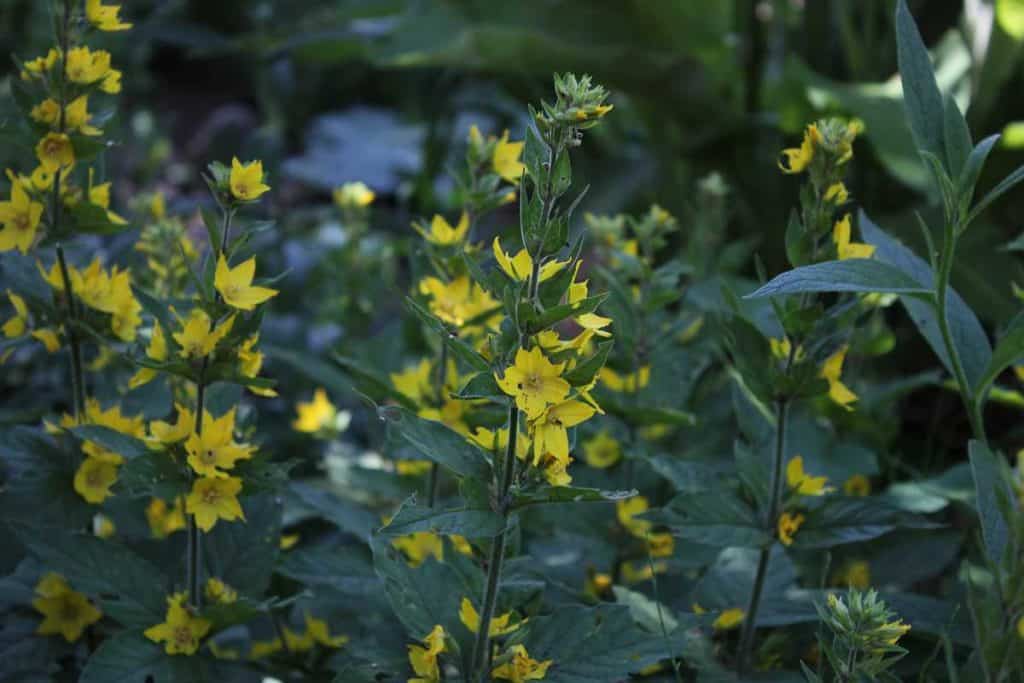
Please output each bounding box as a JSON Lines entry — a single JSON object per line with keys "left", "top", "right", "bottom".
{"left": 144, "top": 592, "right": 211, "bottom": 655}
{"left": 86, "top": 0, "right": 132, "bottom": 31}
{"left": 492, "top": 237, "right": 567, "bottom": 283}
{"left": 172, "top": 308, "right": 235, "bottom": 359}
{"left": 229, "top": 157, "right": 270, "bottom": 201}
{"left": 184, "top": 407, "right": 255, "bottom": 477}
{"left": 73, "top": 456, "right": 119, "bottom": 504}
{"left": 786, "top": 455, "right": 832, "bottom": 496}
{"left": 493, "top": 130, "right": 525, "bottom": 183}
{"left": 32, "top": 573, "right": 102, "bottom": 642}
{"left": 215, "top": 255, "right": 278, "bottom": 311}
{"left": 777, "top": 511, "right": 805, "bottom": 546}
{"left": 531, "top": 399, "right": 595, "bottom": 463}
{"left": 495, "top": 346, "right": 570, "bottom": 419}
{"left": 0, "top": 172, "right": 44, "bottom": 253}
{"left": 186, "top": 475, "right": 245, "bottom": 532}
{"left": 292, "top": 387, "right": 338, "bottom": 433}
{"left": 413, "top": 212, "right": 470, "bottom": 246}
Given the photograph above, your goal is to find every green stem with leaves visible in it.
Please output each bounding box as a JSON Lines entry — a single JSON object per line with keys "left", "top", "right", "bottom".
{"left": 737, "top": 398, "right": 789, "bottom": 673}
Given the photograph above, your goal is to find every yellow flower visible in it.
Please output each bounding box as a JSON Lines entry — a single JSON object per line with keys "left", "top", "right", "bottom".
{"left": 778, "top": 123, "right": 821, "bottom": 174}
{"left": 493, "top": 130, "right": 525, "bottom": 183}
{"left": 418, "top": 275, "right": 500, "bottom": 331}
{"left": 567, "top": 263, "right": 612, "bottom": 336}
{"left": 531, "top": 399, "right": 595, "bottom": 463}
{"left": 205, "top": 578, "right": 237, "bottom": 604}
{"left": 786, "top": 456, "right": 832, "bottom": 496}
{"left": 280, "top": 533, "right": 300, "bottom": 549}
{"left": 880, "top": 619, "right": 911, "bottom": 646}
{"left": 333, "top": 181, "right": 375, "bottom": 208}
{"left": 238, "top": 333, "right": 276, "bottom": 397}
{"left": 78, "top": 398, "right": 146, "bottom": 464}
{"left": 712, "top": 608, "right": 745, "bottom": 631}
{"left": 65, "top": 46, "right": 112, "bottom": 85}
{"left": 492, "top": 237, "right": 567, "bottom": 283}
{"left": 408, "top": 625, "right": 446, "bottom": 683}
{"left": 172, "top": 308, "right": 235, "bottom": 359}
{"left": 100, "top": 68, "right": 122, "bottom": 94}
{"left": 469, "top": 426, "right": 531, "bottom": 461}
{"left": 86, "top": 169, "right": 126, "bottom": 223}
{"left": 32, "top": 327, "right": 61, "bottom": 352}
{"left": 30, "top": 99, "right": 60, "bottom": 127}
{"left": 834, "top": 561, "right": 871, "bottom": 589}
{"left": 229, "top": 157, "right": 270, "bottom": 201}
{"left": 149, "top": 403, "right": 194, "bottom": 444}
{"left": 391, "top": 358, "right": 434, "bottom": 406}
{"left": 538, "top": 451, "right": 573, "bottom": 487}
{"left": 492, "top": 644, "right": 552, "bottom": 683}
{"left": 184, "top": 408, "right": 255, "bottom": 477}
{"left": 843, "top": 474, "right": 871, "bottom": 496}
{"left": 777, "top": 511, "right": 805, "bottom": 546}
{"left": 3, "top": 290, "right": 28, "bottom": 338}
{"left": 86, "top": 0, "right": 132, "bottom": 31}
{"left": 769, "top": 336, "right": 805, "bottom": 362}
{"left": 32, "top": 573, "right": 102, "bottom": 642}
{"left": 301, "top": 612, "right": 348, "bottom": 648}
{"left": 459, "top": 597, "right": 522, "bottom": 637}
{"left": 186, "top": 475, "right": 245, "bottom": 532}
{"left": 648, "top": 532, "right": 675, "bottom": 558}
{"left": 144, "top": 592, "right": 211, "bottom": 655}
{"left": 35, "top": 132, "right": 75, "bottom": 172}
{"left": 598, "top": 365, "right": 650, "bottom": 393}
{"left": 582, "top": 431, "right": 621, "bottom": 468}
{"left": 21, "top": 49, "right": 60, "bottom": 79}
{"left": 215, "top": 255, "right": 278, "bottom": 310}
{"left": 833, "top": 214, "right": 875, "bottom": 260}
{"left": 392, "top": 531, "right": 444, "bottom": 567}
{"left": 1017, "top": 616, "right": 1024, "bottom": 640}
{"left": 413, "top": 212, "right": 470, "bottom": 246}
{"left": 617, "top": 496, "right": 652, "bottom": 537}
{"left": 129, "top": 324, "right": 168, "bottom": 389}
{"left": 248, "top": 637, "right": 283, "bottom": 659}
{"left": 820, "top": 346, "right": 858, "bottom": 410}
{"left": 292, "top": 388, "right": 337, "bottom": 433}
{"left": 65, "top": 96, "right": 103, "bottom": 136}
{"left": 0, "top": 172, "right": 45, "bottom": 253}
{"left": 496, "top": 346, "right": 571, "bottom": 419}
{"left": 824, "top": 182, "right": 849, "bottom": 204}
{"left": 73, "top": 457, "right": 118, "bottom": 504}
{"left": 396, "top": 459, "right": 434, "bottom": 476}
{"left": 620, "top": 559, "right": 666, "bottom": 584}
{"left": 146, "top": 497, "right": 186, "bottom": 538}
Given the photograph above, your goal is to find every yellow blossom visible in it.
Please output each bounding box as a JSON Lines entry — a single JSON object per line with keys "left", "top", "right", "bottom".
{"left": 648, "top": 532, "right": 675, "bottom": 558}
{"left": 301, "top": 612, "right": 348, "bottom": 648}
{"left": 73, "top": 457, "right": 118, "bottom": 504}
{"left": 30, "top": 99, "right": 60, "bottom": 127}
{"left": 86, "top": 0, "right": 132, "bottom": 31}
{"left": 531, "top": 399, "right": 595, "bottom": 463}
{"left": 293, "top": 388, "right": 338, "bottom": 433}
{"left": 833, "top": 214, "right": 875, "bottom": 260}
{"left": 843, "top": 474, "right": 871, "bottom": 496}
{"left": 459, "top": 597, "right": 522, "bottom": 637}
{"left": 185, "top": 408, "right": 255, "bottom": 477}
{"left": 144, "top": 592, "right": 211, "bottom": 655}
{"left": 205, "top": 578, "right": 237, "bottom": 604}
{"left": 469, "top": 426, "right": 531, "bottom": 461}
{"left": 172, "top": 308, "right": 235, "bottom": 359}
{"left": 78, "top": 398, "right": 146, "bottom": 464}
{"left": 834, "top": 561, "right": 871, "bottom": 589}
{"left": 3, "top": 290, "right": 29, "bottom": 338}
{"left": 777, "top": 511, "right": 805, "bottom": 546}
{"left": 599, "top": 365, "right": 649, "bottom": 393}
{"left": 391, "top": 358, "right": 434, "bottom": 406}
{"left": 129, "top": 324, "right": 167, "bottom": 389}
{"left": 100, "top": 68, "right": 122, "bottom": 94}
{"left": 712, "top": 608, "right": 745, "bottom": 630}
{"left": 495, "top": 346, "right": 570, "bottom": 419}
{"left": 229, "top": 157, "right": 270, "bottom": 201}
{"left": 786, "top": 456, "right": 832, "bottom": 496}
{"left": 238, "top": 333, "right": 276, "bottom": 397}
{"left": 392, "top": 531, "right": 444, "bottom": 567}
{"left": 333, "top": 181, "right": 375, "bottom": 208}
{"left": 146, "top": 497, "right": 186, "bottom": 538}
{"left": 65, "top": 46, "right": 112, "bottom": 85}
{"left": 215, "top": 255, "right": 278, "bottom": 310}
{"left": 94, "top": 513, "right": 115, "bottom": 538}
{"left": 493, "top": 130, "right": 525, "bottom": 183}
{"left": 582, "top": 431, "right": 621, "bottom": 468}
{"left": 186, "top": 475, "right": 245, "bottom": 532}
{"left": 65, "top": 96, "right": 103, "bottom": 136}
{"left": 22, "top": 49, "right": 60, "bottom": 79}
{"left": 418, "top": 275, "right": 500, "bottom": 331}
{"left": 149, "top": 403, "right": 194, "bottom": 444}
{"left": 32, "top": 327, "right": 61, "bottom": 352}
{"left": 824, "top": 182, "right": 849, "bottom": 204}
{"left": 492, "top": 644, "right": 552, "bottom": 683}
{"left": 414, "top": 212, "right": 470, "bottom": 246}
{"left": 820, "top": 346, "right": 858, "bottom": 410}
{"left": 32, "top": 573, "right": 102, "bottom": 642}
{"left": 280, "top": 533, "right": 300, "bottom": 549}
{"left": 769, "top": 336, "right": 805, "bottom": 362}
{"left": 567, "top": 262, "right": 612, "bottom": 336}
{"left": 778, "top": 123, "right": 821, "bottom": 174}
{"left": 408, "top": 625, "right": 446, "bottom": 683}
{"left": 86, "top": 169, "right": 126, "bottom": 223}
{"left": 617, "top": 496, "right": 652, "bottom": 537}
{"left": 492, "top": 237, "right": 567, "bottom": 283}
{"left": 0, "top": 172, "right": 45, "bottom": 252}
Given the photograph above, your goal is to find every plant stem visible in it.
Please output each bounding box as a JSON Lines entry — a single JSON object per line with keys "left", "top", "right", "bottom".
{"left": 737, "top": 398, "right": 789, "bottom": 673}
{"left": 186, "top": 373, "right": 206, "bottom": 608}
{"left": 934, "top": 228, "right": 987, "bottom": 444}
{"left": 470, "top": 400, "right": 519, "bottom": 682}
{"left": 427, "top": 342, "right": 449, "bottom": 507}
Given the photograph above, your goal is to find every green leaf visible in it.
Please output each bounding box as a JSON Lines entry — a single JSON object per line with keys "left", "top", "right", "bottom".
{"left": 13, "top": 526, "right": 167, "bottom": 627}
{"left": 277, "top": 544, "right": 381, "bottom": 598}
{"left": 287, "top": 481, "right": 378, "bottom": 542}
{"left": 601, "top": 400, "right": 697, "bottom": 428}
{"left": 655, "top": 491, "right": 768, "bottom": 548}
{"left": 379, "top": 405, "right": 492, "bottom": 481}
{"left": 454, "top": 370, "right": 504, "bottom": 400}
{"left": 522, "top": 122, "right": 549, "bottom": 188}
{"left": 611, "top": 586, "right": 678, "bottom": 633}
{"left": 406, "top": 297, "right": 490, "bottom": 372}
{"left": 378, "top": 496, "right": 504, "bottom": 538}
{"left": 793, "top": 498, "right": 939, "bottom": 549}
{"left": 71, "top": 425, "right": 151, "bottom": 459}
{"left": 958, "top": 134, "right": 1000, "bottom": 213}
{"left": 895, "top": 0, "right": 947, "bottom": 167}
{"left": 968, "top": 440, "right": 1011, "bottom": 565}
{"left": 746, "top": 259, "right": 933, "bottom": 299}
{"left": 860, "top": 211, "right": 992, "bottom": 389}
{"left": 974, "top": 311, "right": 1024, "bottom": 398}
{"left": 967, "top": 161, "right": 1024, "bottom": 225}
{"left": 68, "top": 201, "right": 128, "bottom": 235}
{"left": 203, "top": 495, "right": 281, "bottom": 596}
{"left": 511, "top": 486, "right": 636, "bottom": 509}
{"left": 80, "top": 632, "right": 226, "bottom": 683}
{"left": 563, "top": 339, "right": 613, "bottom": 387}
{"left": 942, "top": 95, "right": 972, "bottom": 176}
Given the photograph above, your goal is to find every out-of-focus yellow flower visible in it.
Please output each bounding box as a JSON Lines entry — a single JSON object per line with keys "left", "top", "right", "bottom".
{"left": 293, "top": 388, "right": 340, "bottom": 433}
{"left": 413, "top": 212, "right": 470, "bottom": 246}
{"left": 418, "top": 275, "right": 500, "bottom": 331}
{"left": 21, "top": 49, "right": 60, "bottom": 79}
{"left": 582, "top": 431, "right": 621, "bottom": 468}
{"left": 786, "top": 456, "right": 832, "bottom": 496}
{"left": 824, "top": 182, "right": 849, "bottom": 204}
{"left": 493, "top": 130, "right": 525, "bottom": 183}
{"left": 144, "top": 592, "right": 211, "bottom": 655}
{"left": 392, "top": 531, "right": 444, "bottom": 566}
{"left": 777, "top": 511, "right": 805, "bottom": 546}
{"left": 712, "top": 607, "right": 745, "bottom": 631}
{"left": 820, "top": 346, "right": 858, "bottom": 410}
{"left": 833, "top": 560, "right": 871, "bottom": 589}
{"left": 616, "top": 496, "right": 652, "bottom": 537}
{"left": 205, "top": 578, "right": 237, "bottom": 604}
{"left": 492, "top": 644, "right": 552, "bottom": 682}
{"left": 146, "top": 497, "right": 186, "bottom": 538}
{"left": 32, "top": 573, "right": 102, "bottom": 642}
{"left": 149, "top": 403, "right": 194, "bottom": 445}
{"left": 86, "top": 0, "right": 132, "bottom": 31}
{"left": 229, "top": 158, "right": 270, "bottom": 201}
{"left": 333, "top": 181, "right": 375, "bottom": 208}
{"left": 843, "top": 474, "right": 871, "bottom": 497}
{"left": 73, "top": 457, "right": 118, "bottom": 504}
{"left": 599, "top": 366, "right": 649, "bottom": 393}
{"left": 129, "top": 324, "right": 167, "bottom": 389}
{"left": 459, "top": 597, "right": 522, "bottom": 637}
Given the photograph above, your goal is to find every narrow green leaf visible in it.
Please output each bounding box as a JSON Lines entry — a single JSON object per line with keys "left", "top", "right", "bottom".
{"left": 378, "top": 496, "right": 504, "bottom": 538}
{"left": 967, "top": 440, "right": 1011, "bottom": 565}
{"left": 379, "top": 405, "right": 492, "bottom": 481}
{"left": 967, "top": 162, "right": 1024, "bottom": 225}
{"left": 957, "top": 134, "right": 1000, "bottom": 212}
{"left": 511, "top": 486, "right": 636, "bottom": 509}
{"left": 405, "top": 297, "right": 490, "bottom": 372}
{"left": 895, "top": 0, "right": 947, "bottom": 166}
{"left": 564, "top": 340, "right": 613, "bottom": 387}
{"left": 942, "top": 95, "right": 972, "bottom": 176}
{"left": 974, "top": 311, "right": 1024, "bottom": 398}
{"left": 746, "top": 259, "right": 933, "bottom": 299}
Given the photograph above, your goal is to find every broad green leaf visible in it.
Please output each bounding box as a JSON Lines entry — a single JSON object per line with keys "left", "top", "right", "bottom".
{"left": 611, "top": 586, "right": 678, "bottom": 633}
{"left": 288, "top": 481, "right": 378, "bottom": 542}
{"left": 378, "top": 496, "right": 504, "bottom": 538}
{"left": 406, "top": 297, "right": 490, "bottom": 372}
{"left": 746, "top": 259, "right": 932, "bottom": 299}
{"left": 379, "top": 405, "right": 492, "bottom": 481}
{"left": 80, "top": 632, "right": 230, "bottom": 683}
{"left": 203, "top": 495, "right": 281, "bottom": 596}
{"left": 511, "top": 486, "right": 635, "bottom": 509}
{"left": 277, "top": 545, "right": 381, "bottom": 598}
{"left": 0, "top": 427, "right": 93, "bottom": 529}
{"left": 71, "top": 425, "right": 151, "bottom": 459}
{"left": 860, "top": 211, "right": 992, "bottom": 389}
{"left": 645, "top": 455, "right": 723, "bottom": 493}
{"left": 655, "top": 491, "right": 768, "bottom": 548}
{"left": 14, "top": 526, "right": 167, "bottom": 627}
{"left": 968, "top": 440, "right": 1011, "bottom": 565}
{"left": 454, "top": 371, "right": 504, "bottom": 400}
{"left": 895, "top": 0, "right": 947, "bottom": 167}
{"left": 793, "top": 498, "right": 938, "bottom": 549}
{"left": 563, "top": 340, "right": 613, "bottom": 387}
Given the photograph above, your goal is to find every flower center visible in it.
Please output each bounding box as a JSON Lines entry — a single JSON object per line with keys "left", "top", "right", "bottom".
{"left": 13, "top": 214, "right": 29, "bottom": 231}
{"left": 520, "top": 372, "right": 543, "bottom": 394}
{"left": 235, "top": 184, "right": 248, "bottom": 197}
{"left": 172, "top": 625, "right": 193, "bottom": 647}
{"left": 202, "top": 488, "right": 221, "bottom": 504}
{"left": 59, "top": 601, "right": 80, "bottom": 622}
